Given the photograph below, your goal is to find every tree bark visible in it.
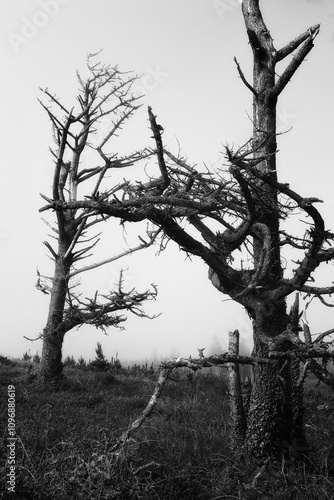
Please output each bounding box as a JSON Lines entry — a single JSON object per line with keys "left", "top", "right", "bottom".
{"left": 237, "top": 0, "right": 317, "bottom": 458}
{"left": 245, "top": 307, "right": 288, "bottom": 458}
{"left": 228, "top": 330, "right": 246, "bottom": 447}
{"left": 40, "top": 255, "right": 70, "bottom": 382}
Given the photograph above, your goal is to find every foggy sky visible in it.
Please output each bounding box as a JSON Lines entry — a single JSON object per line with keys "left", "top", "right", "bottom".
{"left": 1, "top": 0, "right": 333, "bottom": 363}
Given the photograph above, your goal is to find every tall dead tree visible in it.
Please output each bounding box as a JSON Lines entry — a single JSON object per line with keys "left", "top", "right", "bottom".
{"left": 41, "top": 3, "right": 334, "bottom": 458}
{"left": 38, "top": 55, "right": 158, "bottom": 383}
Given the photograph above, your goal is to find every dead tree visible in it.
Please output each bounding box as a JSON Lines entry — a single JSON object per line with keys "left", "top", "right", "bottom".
{"left": 41, "top": 4, "right": 334, "bottom": 458}
{"left": 37, "top": 55, "right": 158, "bottom": 384}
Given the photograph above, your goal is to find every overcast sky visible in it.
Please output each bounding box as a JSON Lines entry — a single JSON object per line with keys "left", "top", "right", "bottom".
{"left": 1, "top": 0, "right": 334, "bottom": 364}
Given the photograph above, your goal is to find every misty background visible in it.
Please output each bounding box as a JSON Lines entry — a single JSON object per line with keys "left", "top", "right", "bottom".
{"left": 1, "top": 0, "right": 333, "bottom": 365}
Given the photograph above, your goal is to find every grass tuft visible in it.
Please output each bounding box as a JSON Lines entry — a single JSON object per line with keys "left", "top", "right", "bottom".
{"left": 0, "top": 363, "right": 334, "bottom": 499}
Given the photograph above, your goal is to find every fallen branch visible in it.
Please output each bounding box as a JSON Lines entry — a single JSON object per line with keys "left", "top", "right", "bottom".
{"left": 109, "top": 366, "right": 173, "bottom": 454}
{"left": 161, "top": 350, "right": 334, "bottom": 370}
{"left": 108, "top": 341, "right": 334, "bottom": 454}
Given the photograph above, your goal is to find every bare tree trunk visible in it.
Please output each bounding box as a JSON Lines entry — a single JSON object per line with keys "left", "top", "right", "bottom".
{"left": 40, "top": 325, "right": 65, "bottom": 382}
{"left": 244, "top": 305, "right": 287, "bottom": 458}
{"left": 236, "top": 0, "right": 318, "bottom": 459}
{"left": 246, "top": 364, "right": 284, "bottom": 459}
{"left": 245, "top": 353, "right": 307, "bottom": 459}
{"left": 287, "top": 295, "right": 307, "bottom": 450}
{"left": 244, "top": 298, "right": 307, "bottom": 458}
{"left": 289, "top": 359, "right": 307, "bottom": 449}
{"left": 40, "top": 256, "right": 70, "bottom": 382}
{"left": 228, "top": 330, "right": 246, "bottom": 448}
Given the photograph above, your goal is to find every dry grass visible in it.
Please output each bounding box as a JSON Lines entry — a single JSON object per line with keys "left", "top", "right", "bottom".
{"left": 0, "top": 359, "right": 334, "bottom": 499}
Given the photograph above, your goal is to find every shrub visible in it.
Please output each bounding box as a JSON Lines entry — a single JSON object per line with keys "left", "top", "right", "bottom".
{"left": 77, "top": 356, "right": 87, "bottom": 369}
{"left": 88, "top": 342, "right": 110, "bottom": 371}
{"left": 64, "top": 355, "right": 76, "bottom": 368}
{"left": 33, "top": 352, "right": 41, "bottom": 364}
{"left": 111, "top": 358, "right": 122, "bottom": 371}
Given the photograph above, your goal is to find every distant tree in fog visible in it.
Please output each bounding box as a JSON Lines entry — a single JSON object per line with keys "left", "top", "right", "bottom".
{"left": 37, "top": 55, "right": 158, "bottom": 384}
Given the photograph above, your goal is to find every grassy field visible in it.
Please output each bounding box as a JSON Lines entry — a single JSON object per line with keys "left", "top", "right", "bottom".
{"left": 1, "top": 357, "right": 334, "bottom": 499}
